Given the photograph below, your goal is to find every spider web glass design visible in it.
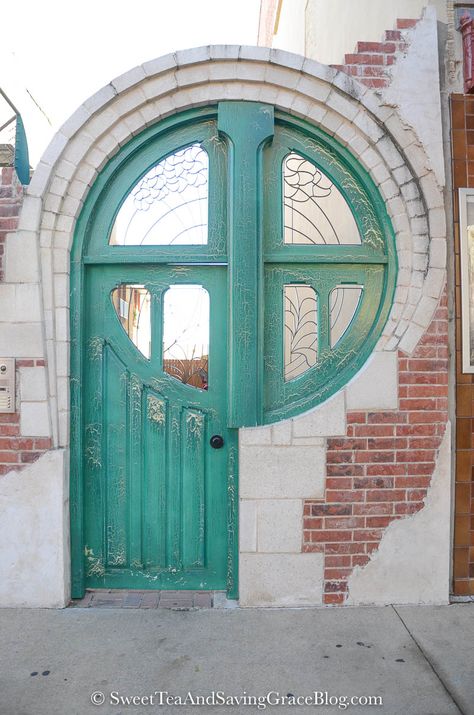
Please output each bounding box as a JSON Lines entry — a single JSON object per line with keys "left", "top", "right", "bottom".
{"left": 284, "top": 284, "right": 318, "bottom": 381}
{"left": 111, "top": 285, "right": 151, "bottom": 359}
{"left": 283, "top": 153, "right": 361, "bottom": 245}
{"left": 110, "top": 143, "right": 208, "bottom": 246}
{"left": 330, "top": 285, "right": 363, "bottom": 348}
{"left": 163, "top": 285, "right": 209, "bottom": 390}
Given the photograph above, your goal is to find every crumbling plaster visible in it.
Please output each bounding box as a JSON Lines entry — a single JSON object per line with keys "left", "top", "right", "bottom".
{"left": 347, "top": 425, "right": 451, "bottom": 606}
{"left": 0, "top": 450, "right": 69, "bottom": 608}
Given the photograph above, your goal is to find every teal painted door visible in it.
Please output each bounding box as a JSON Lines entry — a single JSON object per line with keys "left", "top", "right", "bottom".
{"left": 71, "top": 102, "right": 395, "bottom": 598}
{"left": 82, "top": 263, "right": 233, "bottom": 590}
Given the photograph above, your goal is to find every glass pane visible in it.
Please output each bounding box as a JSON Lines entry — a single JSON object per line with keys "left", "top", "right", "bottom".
{"left": 330, "top": 285, "right": 363, "bottom": 347}
{"left": 110, "top": 143, "right": 208, "bottom": 246}
{"left": 284, "top": 284, "right": 318, "bottom": 382}
{"left": 283, "top": 153, "right": 361, "bottom": 245}
{"left": 163, "top": 285, "right": 209, "bottom": 390}
{"left": 111, "top": 285, "right": 151, "bottom": 358}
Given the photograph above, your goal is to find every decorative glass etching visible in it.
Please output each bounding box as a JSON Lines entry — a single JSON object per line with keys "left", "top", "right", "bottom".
{"left": 284, "top": 284, "right": 318, "bottom": 381}
{"left": 163, "top": 285, "right": 209, "bottom": 389}
{"left": 109, "top": 143, "right": 208, "bottom": 246}
{"left": 283, "top": 153, "right": 361, "bottom": 245}
{"left": 111, "top": 285, "right": 151, "bottom": 358}
{"left": 330, "top": 285, "right": 363, "bottom": 347}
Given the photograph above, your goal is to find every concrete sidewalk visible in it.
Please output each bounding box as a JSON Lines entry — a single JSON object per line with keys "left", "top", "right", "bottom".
{"left": 0, "top": 602, "right": 472, "bottom": 715}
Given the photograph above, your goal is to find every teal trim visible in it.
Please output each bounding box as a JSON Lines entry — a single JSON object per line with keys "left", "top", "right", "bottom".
{"left": 218, "top": 102, "right": 274, "bottom": 427}
{"left": 14, "top": 114, "right": 30, "bottom": 185}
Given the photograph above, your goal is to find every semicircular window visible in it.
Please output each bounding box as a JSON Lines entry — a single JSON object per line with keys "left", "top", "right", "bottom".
{"left": 283, "top": 152, "right": 361, "bottom": 245}
{"left": 109, "top": 143, "right": 208, "bottom": 246}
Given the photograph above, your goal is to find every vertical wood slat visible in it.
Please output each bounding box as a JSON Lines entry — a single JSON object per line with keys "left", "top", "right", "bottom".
{"left": 143, "top": 392, "right": 167, "bottom": 568}
{"left": 182, "top": 408, "right": 206, "bottom": 568}
{"left": 105, "top": 346, "right": 128, "bottom": 569}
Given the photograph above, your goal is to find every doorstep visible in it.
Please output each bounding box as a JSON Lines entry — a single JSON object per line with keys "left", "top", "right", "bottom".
{"left": 69, "top": 589, "right": 230, "bottom": 610}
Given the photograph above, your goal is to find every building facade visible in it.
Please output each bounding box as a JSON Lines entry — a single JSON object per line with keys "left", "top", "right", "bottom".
{"left": 0, "top": 0, "right": 469, "bottom": 607}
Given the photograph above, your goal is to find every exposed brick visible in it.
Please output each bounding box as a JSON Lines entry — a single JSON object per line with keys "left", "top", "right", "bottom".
{"left": 395, "top": 502, "right": 424, "bottom": 515}
{"left": 327, "top": 464, "right": 364, "bottom": 477}
{"left": 326, "top": 555, "right": 351, "bottom": 568}
{"left": 361, "top": 78, "right": 389, "bottom": 89}
{"left": 353, "top": 502, "right": 394, "bottom": 516}
{"left": 310, "top": 504, "right": 352, "bottom": 516}
{"left": 311, "top": 530, "right": 353, "bottom": 543}
{"left": 20, "top": 451, "right": 42, "bottom": 463}
{"left": 397, "top": 18, "right": 418, "bottom": 29}
{"left": 323, "top": 593, "right": 345, "bottom": 605}
{"left": 352, "top": 555, "right": 371, "bottom": 567}
{"left": 326, "top": 478, "right": 353, "bottom": 489}
{"left": 385, "top": 30, "right": 402, "bottom": 41}
{"left": 0, "top": 451, "right": 19, "bottom": 463}
{"left": 344, "top": 53, "right": 384, "bottom": 65}
{"left": 366, "top": 489, "right": 406, "bottom": 502}
{"left": 304, "top": 517, "right": 324, "bottom": 530}
{"left": 355, "top": 450, "right": 395, "bottom": 463}
{"left": 324, "top": 580, "right": 348, "bottom": 593}
{"left": 353, "top": 529, "right": 384, "bottom": 542}
{"left": 366, "top": 516, "right": 394, "bottom": 528}
{"left": 354, "top": 477, "right": 394, "bottom": 489}
{"left": 357, "top": 41, "right": 396, "bottom": 53}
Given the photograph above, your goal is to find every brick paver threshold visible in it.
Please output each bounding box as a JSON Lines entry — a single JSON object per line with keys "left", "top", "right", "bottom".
{"left": 70, "top": 590, "right": 216, "bottom": 609}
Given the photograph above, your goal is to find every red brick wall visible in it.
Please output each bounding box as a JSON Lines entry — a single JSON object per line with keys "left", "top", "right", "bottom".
{"left": 303, "top": 293, "right": 448, "bottom": 605}
{"left": 331, "top": 18, "right": 418, "bottom": 89}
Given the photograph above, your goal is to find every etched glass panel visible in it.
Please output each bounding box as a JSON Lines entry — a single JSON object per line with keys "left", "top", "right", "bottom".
{"left": 163, "top": 285, "right": 209, "bottom": 389}
{"left": 110, "top": 143, "right": 208, "bottom": 246}
{"left": 330, "top": 285, "right": 363, "bottom": 347}
{"left": 284, "top": 284, "right": 318, "bottom": 381}
{"left": 111, "top": 285, "right": 151, "bottom": 358}
{"left": 283, "top": 153, "right": 361, "bottom": 245}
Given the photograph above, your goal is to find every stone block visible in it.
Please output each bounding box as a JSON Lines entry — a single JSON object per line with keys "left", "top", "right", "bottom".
{"left": 111, "top": 65, "right": 146, "bottom": 94}
{"left": 20, "top": 367, "right": 47, "bottom": 401}
{"left": 240, "top": 445, "right": 325, "bottom": 499}
{"left": 271, "top": 419, "right": 292, "bottom": 445}
{"left": 292, "top": 391, "right": 346, "bottom": 438}
{"left": 346, "top": 352, "right": 398, "bottom": 410}
{"left": 239, "top": 426, "right": 272, "bottom": 446}
{"left": 326, "top": 91, "right": 359, "bottom": 122}
{"left": 0, "top": 324, "right": 43, "bottom": 357}
{"left": 20, "top": 402, "right": 51, "bottom": 437}
{"left": 257, "top": 499, "right": 302, "bottom": 553}
{"left": 239, "top": 553, "right": 323, "bottom": 607}
{"left": 240, "top": 500, "right": 257, "bottom": 552}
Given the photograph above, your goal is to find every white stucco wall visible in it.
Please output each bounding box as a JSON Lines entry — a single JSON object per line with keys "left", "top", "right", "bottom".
{"left": 347, "top": 425, "right": 452, "bottom": 606}
{"left": 0, "top": 450, "right": 69, "bottom": 607}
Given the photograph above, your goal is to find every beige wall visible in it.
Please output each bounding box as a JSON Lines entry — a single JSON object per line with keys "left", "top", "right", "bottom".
{"left": 272, "top": 0, "right": 447, "bottom": 65}
{"left": 272, "top": 0, "right": 306, "bottom": 54}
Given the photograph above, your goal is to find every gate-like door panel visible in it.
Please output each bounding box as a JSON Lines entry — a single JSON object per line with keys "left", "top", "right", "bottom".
{"left": 82, "top": 264, "right": 231, "bottom": 590}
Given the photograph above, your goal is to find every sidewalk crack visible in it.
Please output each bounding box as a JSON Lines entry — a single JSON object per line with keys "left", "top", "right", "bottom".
{"left": 392, "top": 605, "right": 466, "bottom": 715}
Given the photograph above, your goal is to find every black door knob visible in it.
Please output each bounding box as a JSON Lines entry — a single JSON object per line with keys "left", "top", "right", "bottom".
{"left": 210, "top": 434, "right": 224, "bottom": 449}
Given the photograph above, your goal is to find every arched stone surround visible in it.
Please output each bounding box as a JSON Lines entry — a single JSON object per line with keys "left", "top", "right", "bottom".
{"left": 20, "top": 46, "right": 445, "bottom": 448}
{"left": 8, "top": 46, "right": 448, "bottom": 607}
